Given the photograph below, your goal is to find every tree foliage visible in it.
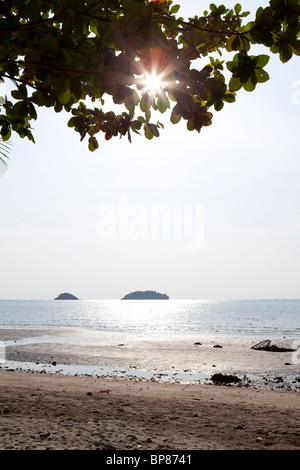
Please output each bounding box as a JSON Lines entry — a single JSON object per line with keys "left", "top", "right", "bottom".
{"left": 0, "top": 0, "right": 299, "bottom": 150}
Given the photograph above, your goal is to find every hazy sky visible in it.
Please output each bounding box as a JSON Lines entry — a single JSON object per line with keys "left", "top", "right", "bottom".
{"left": 1, "top": 1, "right": 300, "bottom": 300}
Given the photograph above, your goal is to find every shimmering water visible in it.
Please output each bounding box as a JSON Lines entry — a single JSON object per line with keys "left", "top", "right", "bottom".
{"left": 0, "top": 298, "right": 299, "bottom": 341}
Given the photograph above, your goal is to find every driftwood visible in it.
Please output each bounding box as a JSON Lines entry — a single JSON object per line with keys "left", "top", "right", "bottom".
{"left": 251, "top": 339, "right": 296, "bottom": 352}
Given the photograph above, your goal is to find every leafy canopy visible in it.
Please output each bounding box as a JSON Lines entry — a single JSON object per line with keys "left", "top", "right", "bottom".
{"left": 0, "top": 0, "right": 300, "bottom": 150}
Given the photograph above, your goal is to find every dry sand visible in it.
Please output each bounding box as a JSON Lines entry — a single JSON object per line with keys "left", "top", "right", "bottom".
{"left": 0, "top": 370, "right": 299, "bottom": 451}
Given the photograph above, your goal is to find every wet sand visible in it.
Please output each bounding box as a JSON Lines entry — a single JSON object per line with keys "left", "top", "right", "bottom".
{"left": 1, "top": 328, "right": 299, "bottom": 389}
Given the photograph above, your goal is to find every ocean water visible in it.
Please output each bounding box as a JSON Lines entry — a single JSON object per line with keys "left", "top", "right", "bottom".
{"left": 0, "top": 298, "right": 299, "bottom": 341}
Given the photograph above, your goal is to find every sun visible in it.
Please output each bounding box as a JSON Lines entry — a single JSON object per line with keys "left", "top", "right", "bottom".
{"left": 134, "top": 47, "right": 171, "bottom": 96}
{"left": 143, "top": 71, "right": 165, "bottom": 95}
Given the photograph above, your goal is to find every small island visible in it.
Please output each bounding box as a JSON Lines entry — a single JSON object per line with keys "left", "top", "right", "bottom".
{"left": 121, "top": 290, "right": 169, "bottom": 300}
{"left": 54, "top": 293, "right": 79, "bottom": 300}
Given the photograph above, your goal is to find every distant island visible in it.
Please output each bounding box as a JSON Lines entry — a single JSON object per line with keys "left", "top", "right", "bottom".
{"left": 121, "top": 290, "right": 169, "bottom": 300}
{"left": 54, "top": 293, "right": 79, "bottom": 300}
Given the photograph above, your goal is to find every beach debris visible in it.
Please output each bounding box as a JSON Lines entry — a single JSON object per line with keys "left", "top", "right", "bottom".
{"left": 210, "top": 373, "right": 241, "bottom": 384}
{"left": 274, "top": 376, "right": 283, "bottom": 382}
{"left": 251, "top": 339, "right": 296, "bottom": 352}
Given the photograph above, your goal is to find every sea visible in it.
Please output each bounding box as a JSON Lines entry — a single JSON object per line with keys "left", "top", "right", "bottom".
{"left": 0, "top": 298, "right": 299, "bottom": 341}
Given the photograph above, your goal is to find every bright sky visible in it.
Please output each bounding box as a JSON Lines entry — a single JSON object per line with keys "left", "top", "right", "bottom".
{"left": 0, "top": 1, "right": 300, "bottom": 300}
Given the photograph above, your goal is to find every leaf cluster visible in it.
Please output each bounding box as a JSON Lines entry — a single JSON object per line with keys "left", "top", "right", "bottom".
{"left": 0, "top": 0, "right": 299, "bottom": 150}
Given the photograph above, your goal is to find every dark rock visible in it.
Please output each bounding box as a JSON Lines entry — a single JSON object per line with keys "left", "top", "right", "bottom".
{"left": 194, "top": 342, "right": 202, "bottom": 345}
{"left": 102, "top": 444, "right": 117, "bottom": 450}
{"left": 211, "top": 373, "right": 241, "bottom": 384}
{"left": 213, "top": 344, "right": 223, "bottom": 348}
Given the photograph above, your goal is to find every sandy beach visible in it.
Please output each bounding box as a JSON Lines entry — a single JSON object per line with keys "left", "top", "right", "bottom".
{"left": 0, "top": 328, "right": 299, "bottom": 451}
{"left": 0, "top": 370, "right": 299, "bottom": 451}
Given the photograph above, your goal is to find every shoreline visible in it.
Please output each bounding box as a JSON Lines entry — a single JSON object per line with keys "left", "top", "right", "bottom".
{"left": 0, "top": 369, "right": 299, "bottom": 450}
{"left": 0, "top": 328, "right": 299, "bottom": 392}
